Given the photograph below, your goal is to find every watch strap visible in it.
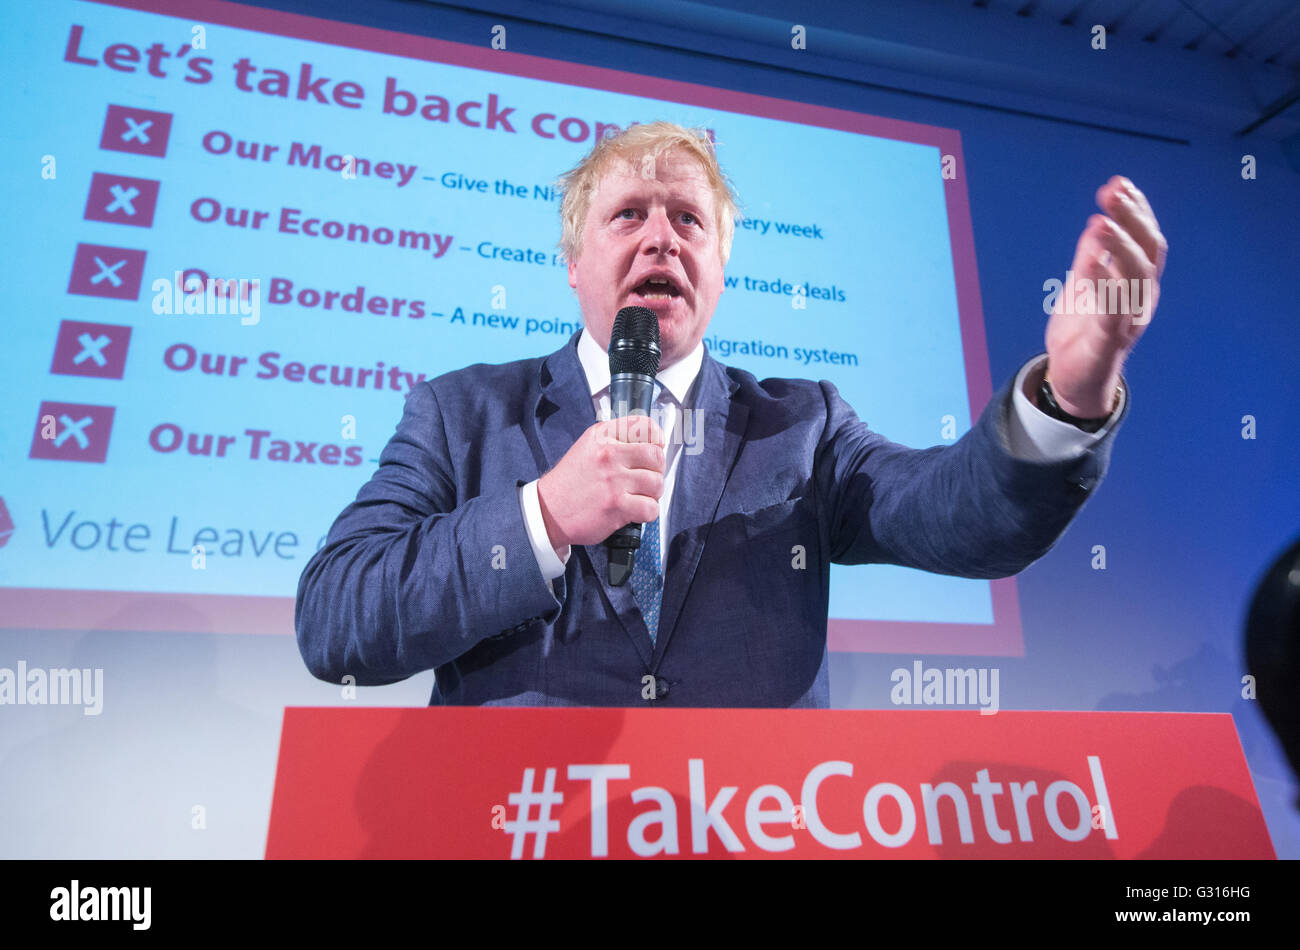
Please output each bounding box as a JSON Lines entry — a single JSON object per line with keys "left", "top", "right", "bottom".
{"left": 1036, "top": 374, "right": 1116, "bottom": 434}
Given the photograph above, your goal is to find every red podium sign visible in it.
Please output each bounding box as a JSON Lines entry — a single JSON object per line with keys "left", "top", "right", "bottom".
{"left": 265, "top": 708, "right": 1273, "bottom": 859}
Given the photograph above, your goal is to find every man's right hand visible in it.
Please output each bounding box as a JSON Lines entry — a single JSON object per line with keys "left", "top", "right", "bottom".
{"left": 537, "top": 415, "right": 667, "bottom": 555}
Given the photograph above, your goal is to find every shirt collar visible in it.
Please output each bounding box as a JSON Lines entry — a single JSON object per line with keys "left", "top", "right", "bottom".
{"left": 576, "top": 326, "right": 703, "bottom": 408}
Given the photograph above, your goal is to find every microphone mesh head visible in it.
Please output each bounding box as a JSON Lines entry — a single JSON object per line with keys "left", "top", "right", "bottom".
{"left": 609, "top": 306, "right": 661, "bottom": 376}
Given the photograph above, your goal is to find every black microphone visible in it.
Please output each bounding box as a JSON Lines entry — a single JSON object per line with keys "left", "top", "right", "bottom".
{"left": 604, "top": 306, "right": 661, "bottom": 586}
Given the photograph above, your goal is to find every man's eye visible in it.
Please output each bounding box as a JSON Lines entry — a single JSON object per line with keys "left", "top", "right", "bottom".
{"left": 681, "top": 212, "right": 700, "bottom": 226}
{"left": 617, "top": 208, "right": 638, "bottom": 219}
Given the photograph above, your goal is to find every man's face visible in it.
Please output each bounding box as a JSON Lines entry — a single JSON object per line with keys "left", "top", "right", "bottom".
{"left": 567, "top": 149, "right": 725, "bottom": 368}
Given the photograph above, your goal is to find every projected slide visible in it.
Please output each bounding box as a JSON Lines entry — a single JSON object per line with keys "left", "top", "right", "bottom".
{"left": 0, "top": 0, "right": 1016, "bottom": 653}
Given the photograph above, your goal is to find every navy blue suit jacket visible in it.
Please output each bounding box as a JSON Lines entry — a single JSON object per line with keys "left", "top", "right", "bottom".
{"left": 295, "top": 331, "right": 1128, "bottom": 707}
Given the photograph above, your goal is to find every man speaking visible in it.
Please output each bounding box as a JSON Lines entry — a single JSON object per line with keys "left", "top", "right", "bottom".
{"left": 295, "top": 121, "right": 1166, "bottom": 707}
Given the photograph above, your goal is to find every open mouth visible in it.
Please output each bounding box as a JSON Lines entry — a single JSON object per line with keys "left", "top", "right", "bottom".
{"left": 631, "top": 278, "right": 683, "bottom": 302}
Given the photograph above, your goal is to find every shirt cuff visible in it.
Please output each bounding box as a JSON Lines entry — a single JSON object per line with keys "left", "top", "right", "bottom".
{"left": 519, "top": 479, "right": 570, "bottom": 581}
{"left": 1006, "top": 354, "right": 1127, "bottom": 462}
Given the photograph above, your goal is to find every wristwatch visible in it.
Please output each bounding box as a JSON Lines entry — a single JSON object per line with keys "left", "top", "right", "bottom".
{"left": 1036, "top": 373, "right": 1118, "bottom": 434}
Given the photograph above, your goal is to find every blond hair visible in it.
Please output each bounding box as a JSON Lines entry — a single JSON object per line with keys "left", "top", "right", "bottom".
{"left": 556, "top": 121, "right": 740, "bottom": 266}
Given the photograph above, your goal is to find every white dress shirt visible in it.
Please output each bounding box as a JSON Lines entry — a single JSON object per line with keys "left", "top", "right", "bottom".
{"left": 518, "top": 329, "right": 1125, "bottom": 582}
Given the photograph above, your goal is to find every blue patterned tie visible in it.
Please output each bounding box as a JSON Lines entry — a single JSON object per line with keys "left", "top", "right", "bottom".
{"left": 628, "top": 392, "right": 667, "bottom": 644}
{"left": 630, "top": 514, "right": 663, "bottom": 643}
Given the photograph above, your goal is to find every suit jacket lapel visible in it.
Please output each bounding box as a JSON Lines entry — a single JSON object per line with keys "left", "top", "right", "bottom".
{"left": 532, "top": 332, "right": 652, "bottom": 667}
{"left": 653, "top": 351, "right": 747, "bottom": 663}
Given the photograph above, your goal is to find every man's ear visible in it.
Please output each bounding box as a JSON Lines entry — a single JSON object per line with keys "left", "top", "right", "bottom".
{"left": 567, "top": 252, "right": 578, "bottom": 290}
